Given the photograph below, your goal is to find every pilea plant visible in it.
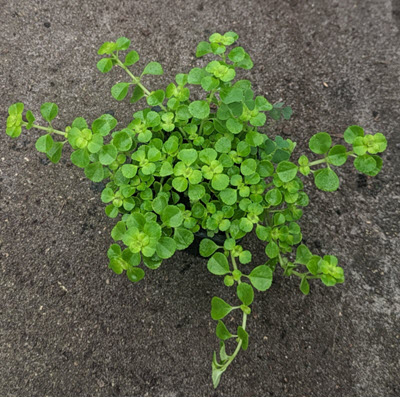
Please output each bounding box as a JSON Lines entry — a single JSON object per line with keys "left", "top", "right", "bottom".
{"left": 5, "top": 32, "right": 387, "bottom": 388}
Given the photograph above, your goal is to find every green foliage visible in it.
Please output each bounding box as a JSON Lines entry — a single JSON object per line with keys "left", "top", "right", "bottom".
{"left": 216, "top": 320, "right": 232, "bottom": 340}
{"left": 40, "top": 102, "right": 58, "bottom": 122}
{"left": 142, "top": 61, "right": 163, "bottom": 76}
{"left": 237, "top": 283, "right": 254, "bottom": 305}
{"left": 200, "top": 238, "right": 219, "bottom": 257}
{"left": 188, "top": 100, "right": 210, "bottom": 119}
{"left": 5, "top": 31, "right": 388, "bottom": 390}
{"left": 314, "top": 168, "right": 340, "bottom": 192}
{"left": 309, "top": 132, "right": 331, "bottom": 154}
{"left": 208, "top": 252, "right": 230, "bottom": 275}
{"left": 111, "top": 82, "right": 130, "bottom": 101}
{"left": 247, "top": 265, "right": 273, "bottom": 291}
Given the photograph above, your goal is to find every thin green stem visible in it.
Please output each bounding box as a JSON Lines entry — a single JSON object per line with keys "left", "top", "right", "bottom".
{"left": 291, "top": 270, "right": 304, "bottom": 278}
{"left": 220, "top": 312, "right": 247, "bottom": 371}
{"left": 207, "top": 89, "right": 217, "bottom": 105}
{"left": 308, "top": 158, "right": 327, "bottom": 167}
{"left": 22, "top": 122, "right": 66, "bottom": 137}
{"left": 278, "top": 252, "right": 285, "bottom": 269}
{"left": 308, "top": 151, "right": 355, "bottom": 167}
{"left": 198, "top": 119, "right": 206, "bottom": 136}
{"left": 112, "top": 55, "right": 148, "bottom": 93}
{"left": 112, "top": 54, "right": 169, "bottom": 110}
{"left": 230, "top": 251, "right": 238, "bottom": 271}
{"left": 225, "top": 341, "right": 242, "bottom": 366}
{"left": 242, "top": 312, "right": 247, "bottom": 329}
{"left": 112, "top": 53, "right": 191, "bottom": 139}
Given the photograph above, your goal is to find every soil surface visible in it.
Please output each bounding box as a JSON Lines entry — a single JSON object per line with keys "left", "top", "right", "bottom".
{"left": 1, "top": 0, "right": 399, "bottom": 396}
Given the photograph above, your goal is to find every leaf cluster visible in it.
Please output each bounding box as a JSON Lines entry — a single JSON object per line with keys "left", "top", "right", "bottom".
{"left": 5, "top": 31, "right": 388, "bottom": 389}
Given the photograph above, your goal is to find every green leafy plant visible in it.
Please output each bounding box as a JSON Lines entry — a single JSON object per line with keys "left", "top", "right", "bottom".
{"left": 5, "top": 32, "right": 387, "bottom": 388}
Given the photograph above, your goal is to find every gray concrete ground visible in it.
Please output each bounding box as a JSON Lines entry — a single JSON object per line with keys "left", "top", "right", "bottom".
{"left": 1, "top": 0, "right": 399, "bottom": 396}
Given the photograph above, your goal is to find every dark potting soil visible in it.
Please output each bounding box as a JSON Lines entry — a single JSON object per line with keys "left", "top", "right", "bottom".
{"left": 1, "top": 0, "right": 399, "bottom": 396}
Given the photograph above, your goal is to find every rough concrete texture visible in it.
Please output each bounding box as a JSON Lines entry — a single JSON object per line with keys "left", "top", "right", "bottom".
{"left": 1, "top": 0, "right": 399, "bottom": 396}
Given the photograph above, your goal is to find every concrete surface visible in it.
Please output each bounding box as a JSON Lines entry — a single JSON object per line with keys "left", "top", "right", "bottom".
{"left": 1, "top": 0, "right": 399, "bottom": 396}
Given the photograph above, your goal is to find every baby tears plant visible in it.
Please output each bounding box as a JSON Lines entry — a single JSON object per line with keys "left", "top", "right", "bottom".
{"left": 5, "top": 32, "right": 387, "bottom": 388}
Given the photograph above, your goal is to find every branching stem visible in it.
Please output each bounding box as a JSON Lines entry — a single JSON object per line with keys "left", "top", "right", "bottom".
{"left": 22, "top": 122, "right": 66, "bottom": 137}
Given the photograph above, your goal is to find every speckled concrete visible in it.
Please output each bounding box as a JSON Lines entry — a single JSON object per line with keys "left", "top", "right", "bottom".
{"left": 1, "top": 0, "right": 399, "bottom": 396}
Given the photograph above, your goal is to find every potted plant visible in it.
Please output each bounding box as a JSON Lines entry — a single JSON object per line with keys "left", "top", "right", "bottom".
{"left": 5, "top": 31, "right": 387, "bottom": 388}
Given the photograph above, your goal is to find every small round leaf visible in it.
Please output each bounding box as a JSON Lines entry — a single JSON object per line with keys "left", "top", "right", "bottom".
{"left": 314, "top": 168, "right": 340, "bottom": 192}
{"left": 309, "top": 132, "right": 332, "bottom": 154}
{"left": 188, "top": 100, "right": 210, "bottom": 119}
{"left": 207, "top": 252, "right": 230, "bottom": 275}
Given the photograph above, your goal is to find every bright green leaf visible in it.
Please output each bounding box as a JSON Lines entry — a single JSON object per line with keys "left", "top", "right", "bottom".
{"left": 156, "top": 237, "right": 176, "bottom": 259}
{"left": 216, "top": 320, "right": 232, "bottom": 340}
{"left": 237, "top": 326, "right": 249, "bottom": 350}
{"left": 35, "top": 134, "right": 54, "bottom": 153}
{"left": 111, "top": 221, "right": 126, "bottom": 240}
{"left": 212, "top": 174, "right": 230, "bottom": 191}
{"left": 327, "top": 145, "right": 347, "bottom": 166}
{"left": 200, "top": 238, "right": 219, "bottom": 257}
{"left": 188, "top": 100, "right": 210, "bottom": 119}
{"left": 211, "top": 297, "right": 233, "bottom": 320}
{"left": 130, "top": 85, "right": 145, "bottom": 103}
{"left": 207, "top": 252, "right": 230, "bottom": 275}
{"left": 70, "top": 148, "right": 90, "bottom": 168}
{"left": 344, "top": 125, "right": 364, "bottom": 144}
{"left": 178, "top": 149, "right": 198, "bottom": 165}
{"left": 172, "top": 176, "right": 188, "bottom": 192}
{"left": 92, "top": 114, "right": 117, "bottom": 136}
{"left": 276, "top": 161, "right": 298, "bottom": 182}
{"left": 196, "top": 41, "right": 212, "bottom": 57}
{"left": 174, "top": 228, "right": 194, "bottom": 250}
{"left": 40, "top": 102, "right": 58, "bottom": 122}
{"left": 99, "top": 144, "right": 118, "bottom": 165}
{"left": 142, "top": 62, "right": 163, "bottom": 75}
{"left": 84, "top": 161, "right": 104, "bottom": 182}
{"left": 300, "top": 277, "right": 310, "bottom": 295}
{"left": 248, "top": 265, "right": 273, "bottom": 291}
{"left": 237, "top": 282, "right": 254, "bottom": 305}
{"left": 46, "top": 142, "right": 63, "bottom": 163}
{"left": 239, "top": 250, "right": 252, "bottom": 264}
{"left": 228, "top": 47, "right": 245, "bottom": 62}
{"left": 295, "top": 244, "right": 312, "bottom": 265}
{"left": 354, "top": 154, "right": 376, "bottom": 174}
{"left": 111, "top": 82, "right": 130, "bottom": 101}
{"left": 241, "top": 158, "right": 257, "bottom": 176}
{"left": 127, "top": 267, "right": 145, "bottom": 283}
{"left": 97, "top": 58, "right": 113, "bottom": 73}
{"left": 226, "top": 118, "right": 243, "bottom": 134}
{"left": 314, "top": 168, "right": 339, "bottom": 192}
{"left": 161, "top": 205, "right": 183, "bottom": 228}
{"left": 113, "top": 130, "right": 132, "bottom": 151}
{"left": 265, "top": 241, "right": 279, "bottom": 258}
{"left": 220, "top": 188, "right": 237, "bottom": 205}
{"left": 309, "top": 132, "right": 332, "bottom": 154}
{"left": 188, "top": 184, "right": 205, "bottom": 201}
{"left": 116, "top": 37, "right": 131, "bottom": 51}
{"left": 146, "top": 90, "right": 165, "bottom": 106}
{"left": 124, "top": 50, "right": 139, "bottom": 66}
{"left": 121, "top": 164, "right": 137, "bottom": 178}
